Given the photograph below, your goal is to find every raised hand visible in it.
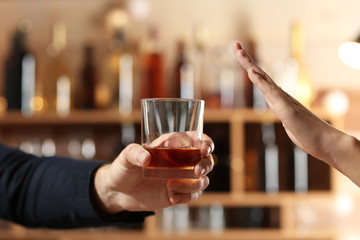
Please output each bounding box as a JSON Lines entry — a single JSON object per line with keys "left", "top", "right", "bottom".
{"left": 232, "top": 41, "right": 360, "bottom": 187}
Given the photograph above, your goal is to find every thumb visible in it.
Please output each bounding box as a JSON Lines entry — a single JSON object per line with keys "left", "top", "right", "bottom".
{"left": 116, "top": 143, "right": 151, "bottom": 169}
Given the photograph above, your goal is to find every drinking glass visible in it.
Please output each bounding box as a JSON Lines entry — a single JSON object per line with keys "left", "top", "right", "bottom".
{"left": 141, "top": 98, "right": 204, "bottom": 179}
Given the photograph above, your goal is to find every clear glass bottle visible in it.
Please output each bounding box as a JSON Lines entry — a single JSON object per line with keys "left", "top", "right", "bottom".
{"left": 42, "top": 21, "right": 72, "bottom": 116}
{"left": 173, "top": 39, "right": 195, "bottom": 99}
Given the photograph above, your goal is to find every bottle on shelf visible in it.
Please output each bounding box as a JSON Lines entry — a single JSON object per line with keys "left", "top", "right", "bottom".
{"left": 188, "top": 23, "right": 209, "bottom": 100}
{"left": 173, "top": 39, "right": 195, "bottom": 99}
{"left": 42, "top": 21, "right": 72, "bottom": 116}
{"left": 4, "top": 19, "right": 36, "bottom": 117}
{"left": 220, "top": 49, "right": 235, "bottom": 108}
{"left": 209, "top": 203, "right": 225, "bottom": 233}
{"left": 102, "top": 8, "right": 134, "bottom": 112}
{"left": 140, "top": 25, "right": 165, "bottom": 99}
{"left": 201, "top": 42, "right": 243, "bottom": 109}
{"left": 99, "top": 7, "right": 135, "bottom": 112}
{"left": 220, "top": 42, "right": 245, "bottom": 108}
{"left": 240, "top": 38, "right": 267, "bottom": 109}
{"left": 201, "top": 47, "right": 222, "bottom": 108}
{"left": 107, "top": 29, "right": 132, "bottom": 111}
{"left": 160, "top": 207, "right": 175, "bottom": 233}
{"left": 294, "top": 145, "right": 308, "bottom": 192}
{"left": 261, "top": 123, "right": 279, "bottom": 193}
{"left": 174, "top": 204, "right": 190, "bottom": 234}
{"left": 245, "top": 123, "right": 263, "bottom": 191}
{"left": 78, "top": 42, "right": 97, "bottom": 109}
{"left": 118, "top": 46, "right": 134, "bottom": 114}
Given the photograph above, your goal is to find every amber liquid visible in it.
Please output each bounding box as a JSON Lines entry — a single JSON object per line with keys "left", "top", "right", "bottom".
{"left": 144, "top": 146, "right": 201, "bottom": 169}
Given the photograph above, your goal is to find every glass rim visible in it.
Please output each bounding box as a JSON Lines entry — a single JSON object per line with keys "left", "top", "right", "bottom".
{"left": 141, "top": 98, "right": 204, "bottom": 103}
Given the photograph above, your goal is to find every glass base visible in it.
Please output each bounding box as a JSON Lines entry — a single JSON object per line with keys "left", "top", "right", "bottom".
{"left": 143, "top": 167, "right": 197, "bottom": 179}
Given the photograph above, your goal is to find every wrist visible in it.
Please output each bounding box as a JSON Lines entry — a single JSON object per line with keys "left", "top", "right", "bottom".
{"left": 331, "top": 132, "right": 360, "bottom": 175}
{"left": 93, "top": 164, "right": 124, "bottom": 214}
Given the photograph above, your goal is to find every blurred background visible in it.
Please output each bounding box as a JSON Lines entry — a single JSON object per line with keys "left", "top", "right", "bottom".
{"left": 2, "top": 0, "right": 360, "bottom": 240}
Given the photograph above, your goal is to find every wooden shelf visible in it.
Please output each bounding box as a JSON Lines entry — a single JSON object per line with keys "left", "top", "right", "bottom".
{"left": 0, "top": 107, "right": 338, "bottom": 125}
{"left": 0, "top": 110, "right": 141, "bottom": 125}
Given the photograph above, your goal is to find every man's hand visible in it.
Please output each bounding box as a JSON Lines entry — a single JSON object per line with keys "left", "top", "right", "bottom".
{"left": 94, "top": 134, "right": 214, "bottom": 214}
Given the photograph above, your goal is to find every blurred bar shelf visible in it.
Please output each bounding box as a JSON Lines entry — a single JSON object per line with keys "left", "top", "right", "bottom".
{"left": 0, "top": 107, "right": 338, "bottom": 125}
{"left": 0, "top": 107, "right": 342, "bottom": 240}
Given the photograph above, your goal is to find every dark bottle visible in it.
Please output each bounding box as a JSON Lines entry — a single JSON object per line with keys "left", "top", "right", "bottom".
{"left": 4, "top": 27, "right": 34, "bottom": 112}
{"left": 79, "top": 43, "right": 96, "bottom": 109}
{"left": 141, "top": 26, "right": 165, "bottom": 99}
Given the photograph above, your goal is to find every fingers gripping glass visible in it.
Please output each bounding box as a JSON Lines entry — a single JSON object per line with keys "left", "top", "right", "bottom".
{"left": 141, "top": 98, "right": 205, "bottom": 179}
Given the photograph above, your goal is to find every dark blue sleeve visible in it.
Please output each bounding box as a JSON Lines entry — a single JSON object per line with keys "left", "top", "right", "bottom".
{"left": 0, "top": 143, "right": 153, "bottom": 229}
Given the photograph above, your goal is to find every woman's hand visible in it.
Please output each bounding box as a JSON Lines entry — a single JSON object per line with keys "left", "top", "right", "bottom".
{"left": 93, "top": 134, "right": 214, "bottom": 214}
{"left": 232, "top": 41, "right": 360, "bottom": 186}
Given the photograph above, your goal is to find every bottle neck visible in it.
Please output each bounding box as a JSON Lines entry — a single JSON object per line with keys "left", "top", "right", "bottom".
{"left": 48, "top": 21, "right": 67, "bottom": 57}
{"left": 109, "top": 28, "right": 125, "bottom": 52}
{"left": 145, "top": 26, "right": 161, "bottom": 54}
{"left": 11, "top": 31, "right": 27, "bottom": 55}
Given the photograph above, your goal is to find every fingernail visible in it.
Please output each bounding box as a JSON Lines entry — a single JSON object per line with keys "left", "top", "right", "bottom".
{"left": 137, "top": 152, "right": 147, "bottom": 165}
{"left": 200, "top": 168, "right": 206, "bottom": 176}
{"left": 206, "top": 146, "right": 212, "bottom": 155}
{"left": 236, "top": 41, "right": 242, "bottom": 50}
{"left": 201, "top": 143, "right": 212, "bottom": 156}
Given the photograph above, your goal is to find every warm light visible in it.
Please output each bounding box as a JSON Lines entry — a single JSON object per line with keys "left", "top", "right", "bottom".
{"left": 30, "top": 96, "right": 45, "bottom": 112}
{"left": 338, "top": 42, "right": 360, "bottom": 70}
{"left": 323, "top": 90, "right": 349, "bottom": 115}
{"left": 128, "top": 0, "right": 150, "bottom": 20}
{"left": 343, "top": 235, "right": 360, "bottom": 240}
{"left": 335, "top": 193, "right": 354, "bottom": 217}
{"left": 95, "top": 83, "right": 111, "bottom": 108}
{"left": 295, "top": 69, "right": 314, "bottom": 108}
{"left": 106, "top": 8, "right": 128, "bottom": 30}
